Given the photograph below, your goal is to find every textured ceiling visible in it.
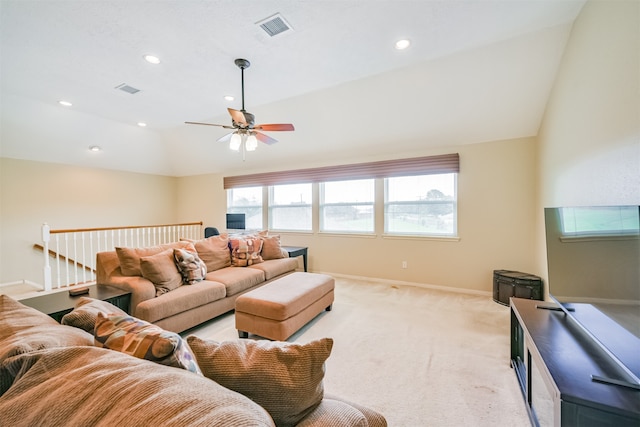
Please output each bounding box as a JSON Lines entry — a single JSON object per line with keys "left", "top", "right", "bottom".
{"left": 0, "top": 0, "right": 586, "bottom": 176}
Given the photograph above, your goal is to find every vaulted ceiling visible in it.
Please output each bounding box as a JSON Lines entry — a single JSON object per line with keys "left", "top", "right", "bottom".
{"left": 0, "top": 0, "right": 586, "bottom": 176}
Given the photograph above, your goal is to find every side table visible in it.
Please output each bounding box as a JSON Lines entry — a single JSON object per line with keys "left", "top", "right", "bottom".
{"left": 282, "top": 246, "right": 308, "bottom": 272}
{"left": 19, "top": 284, "right": 131, "bottom": 322}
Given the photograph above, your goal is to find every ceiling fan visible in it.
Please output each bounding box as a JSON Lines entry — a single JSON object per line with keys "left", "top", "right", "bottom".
{"left": 185, "top": 58, "right": 294, "bottom": 154}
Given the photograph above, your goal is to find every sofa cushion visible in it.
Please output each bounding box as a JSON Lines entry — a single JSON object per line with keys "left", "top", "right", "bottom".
{"left": 259, "top": 233, "right": 286, "bottom": 260}
{"left": 116, "top": 241, "right": 195, "bottom": 276}
{"left": 0, "top": 295, "right": 94, "bottom": 396}
{"left": 249, "top": 257, "right": 299, "bottom": 281}
{"left": 94, "top": 313, "right": 201, "bottom": 374}
{"left": 229, "top": 236, "right": 264, "bottom": 267}
{"left": 61, "top": 297, "right": 127, "bottom": 333}
{"left": 140, "top": 249, "right": 183, "bottom": 296}
{"left": 173, "top": 248, "right": 207, "bottom": 285}
{"left": 134, "top": 280, "right": 227, "bottom": 324}
{"left": 0, "top": 346, "right": 274, "bottom": 427}
{"left": 187, "top": 336, "right": 333, "bottom": 427}
{"left": 184, "top": 234, "right": 232, "bottom": 271}
{"left": 205, "top": 266, "right": 265, "bottom": 296}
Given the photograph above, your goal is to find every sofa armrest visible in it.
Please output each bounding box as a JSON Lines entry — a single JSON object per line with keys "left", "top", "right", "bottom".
{"left": 96, "top": 251, "right": 156, "bottom": 317}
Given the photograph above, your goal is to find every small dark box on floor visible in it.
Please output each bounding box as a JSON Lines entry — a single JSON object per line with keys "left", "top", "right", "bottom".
{"left": 493, "top": 270, "right": 542, "bottom": 306}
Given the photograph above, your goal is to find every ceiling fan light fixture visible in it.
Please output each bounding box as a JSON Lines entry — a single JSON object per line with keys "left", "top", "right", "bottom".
{"left": 143, "top": 54, "right": 161, "bottom": 64}
{"left": 395, "top": 39, "right": 411, "bottom": 50}
{"left": 246, "top": 134, "right": 258, "bottom": 151}
{"left": 229, "top": 133, "right": 242, "bottom": 151}
{"left": 224, "top": 95, "right": 235, "bottom": 101}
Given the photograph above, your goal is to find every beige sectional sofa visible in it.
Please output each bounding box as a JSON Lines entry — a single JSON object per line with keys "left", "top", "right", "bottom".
{"left": 0, "top": 294, "right": 388, "bottom": 426}
{"left": 96, "top": 233, "right": 299, "bottom": 333}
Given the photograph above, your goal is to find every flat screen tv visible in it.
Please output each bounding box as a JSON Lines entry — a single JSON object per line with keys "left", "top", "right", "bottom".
{"left": 226, "top": 213, "right": 246, "bottom": 231}
{"left": 544, "top": 205, "right": 640, "bottom": 389}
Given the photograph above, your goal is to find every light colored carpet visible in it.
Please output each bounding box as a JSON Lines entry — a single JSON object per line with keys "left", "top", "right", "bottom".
{"left": 184, "top": 276, "right": 531, "bottom": 426}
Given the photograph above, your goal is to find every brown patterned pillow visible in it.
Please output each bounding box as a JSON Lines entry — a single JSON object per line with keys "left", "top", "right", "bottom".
{"left": 187, "top": 336, "right": 333, "bottom": 427}
{"left": 182, "top": 234, "right": 232, "bottom": 271}
{"left": 94, "top": 313, "right": 201, "bottom": 375}
{"left": 61, "top": 297, "right": 127, "bottom": 333}
{"left": 140, "top": 249, "right": 183, "bottom": 296}
{"left": 173, "top": 248, "right": 207, "bottom": 285}
{"left": 229, "top": 236, "right": 264, "bottom": 267}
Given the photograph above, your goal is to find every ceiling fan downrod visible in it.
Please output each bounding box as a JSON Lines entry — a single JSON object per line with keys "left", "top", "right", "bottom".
{"left": 234, "top": 58, "right": 250, "bottom": 112}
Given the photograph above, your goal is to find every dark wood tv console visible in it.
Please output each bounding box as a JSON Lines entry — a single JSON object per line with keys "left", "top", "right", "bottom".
{"left": 510, "top": 298, "right": 640, "bottom": 426}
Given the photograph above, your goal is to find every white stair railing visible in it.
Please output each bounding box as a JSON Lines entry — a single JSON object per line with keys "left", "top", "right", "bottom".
{"left": 39, "top": 222, "right": 203, "bottom": 291}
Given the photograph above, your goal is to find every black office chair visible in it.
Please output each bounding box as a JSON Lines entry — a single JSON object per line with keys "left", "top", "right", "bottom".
{"left": 204, "top": 227, "right": 220, "bottom": 238}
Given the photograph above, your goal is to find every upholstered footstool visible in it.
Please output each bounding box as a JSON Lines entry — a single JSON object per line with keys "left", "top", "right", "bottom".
{"left": 235, "top": 272, "right": 335, "bottom": 341}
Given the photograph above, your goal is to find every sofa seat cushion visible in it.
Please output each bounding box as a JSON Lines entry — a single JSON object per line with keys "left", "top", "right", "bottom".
{"left": 135, "top": 280, "right": 226, "bottom": 323}
{"left": 205, "top": 267, "right": 265, "bottom": 296}
{"left": 249, "top": 258, "right": 298, "bottom": 280}
{"left": 0, "top": 346, "right": 275, "bottom": 427}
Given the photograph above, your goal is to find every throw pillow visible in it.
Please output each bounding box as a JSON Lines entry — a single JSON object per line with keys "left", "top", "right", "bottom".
{"left": 182, "top": 234, "right": 232, "bottom": 271}
{"left": 61, "top": 297, "right": 127, "bottom": 333}
{"left": 173, "top": 248, "right": 207, "bottom": 285}
{"left": 186, "top": 335, "right": 333, "bottom": 427}
{"left": 94, "top": 313, "right": 201, "bottom": 375}
{"left": 140, "top": 249, "right": 183, "bottom": 296}
{"left": 259, "top": 234, "right": 286, "bottom": 260}
{"left": 116, "top": 241, "right": 196, "bottom": 276}
{"left": 229, "top": 236, "right": 264, "bottom": 267}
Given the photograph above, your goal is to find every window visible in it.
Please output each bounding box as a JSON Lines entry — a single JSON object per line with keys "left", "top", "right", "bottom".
{"left": 560, "top": 206, "right": 640, "bottom": 237}
{"left": 384, "top": 173, "right": 457, "bottom": 236}
{"left": 227, "top": 187, "right": 263, "bottom": 230}
{"left": 268, "top": 183, "right": 312, "bottom": 231}
{"left": 320, "top": 179, "right": 374, "bottom": 233}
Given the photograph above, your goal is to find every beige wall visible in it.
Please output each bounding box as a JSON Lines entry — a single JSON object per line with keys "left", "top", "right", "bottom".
{"left": 175, "top": 137, "right": 538, "bottom": 293}
{"left": 535, "top": 0, "right": 640, "bottom": 286}
{"left": 0, "top": 158, "right": 179, "bottom": 284}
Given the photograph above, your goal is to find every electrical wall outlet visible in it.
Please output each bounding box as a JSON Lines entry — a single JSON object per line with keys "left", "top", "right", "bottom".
{"left": 402, "top": 261, "right": 407, "bottom": 269}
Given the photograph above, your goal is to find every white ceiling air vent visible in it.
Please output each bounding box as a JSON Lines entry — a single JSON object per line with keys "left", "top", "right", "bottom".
{"left": 115, "top": 83, "right": 141, "bottom": 94}
{"left": 256, "top": 13, "right": 293, "bottom": 37}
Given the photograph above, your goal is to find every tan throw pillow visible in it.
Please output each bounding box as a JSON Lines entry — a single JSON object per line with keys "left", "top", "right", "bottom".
{"left": 116, "top": 241, "right": 195, "bottom": 276}
{"left": 61, "top": 297, "right": 127, "bottom": 333}
{"left": 139, "top": 249, "right": 183, "bottom": 296}
{"left": 229, "top": 236, "right": 264, "bottom": 267}
{"left": 94, "top": 313, "right": 201, "bottom": 375}
{"left": 173, "top": 248, "right": 207, "bottom": 285}
{"left": 183, "top": 234, "right": 231, "bottom": 271}
{"left": 260, "top": 234, "right": 285, "bottom": 260}
{"left": 186, "top": 336, "right": 333, "bottom": 427}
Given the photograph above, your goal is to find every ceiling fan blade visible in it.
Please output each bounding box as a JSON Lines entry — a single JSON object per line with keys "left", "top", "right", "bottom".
{"left": 228, "top": 108, "right": 248, "bottom": 126}
{"left": 217, "top": 132, "right": 234, "bottom": 143}
{"left": 254, "top": 123, "right": 295, "bottom": 132}
{"left": 185, "top": 121, "right": 234, "bottom": 129}
{"left": 255, "top": 132, "right": 279, "bottom": 145}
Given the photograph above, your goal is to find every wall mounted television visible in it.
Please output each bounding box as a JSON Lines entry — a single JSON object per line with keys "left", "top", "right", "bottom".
{"left": 226, "top": 213, "right": 246, "bottom": 231}
{"left": 544, "top": 205, "right": 640, "bottom": 389}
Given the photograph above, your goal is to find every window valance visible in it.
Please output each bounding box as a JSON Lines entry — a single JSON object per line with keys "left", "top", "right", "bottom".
{"left": 223, "top": 153, "right": 459, "bottom": 189}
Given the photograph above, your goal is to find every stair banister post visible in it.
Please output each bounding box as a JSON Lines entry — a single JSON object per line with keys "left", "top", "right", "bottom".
{"left": 42, "top": 223, "right": 52, "bottom": 291}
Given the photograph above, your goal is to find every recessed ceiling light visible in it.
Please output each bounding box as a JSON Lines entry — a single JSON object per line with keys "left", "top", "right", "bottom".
{"left": 395, "top": 39, "right": 411, "bottom": 50}
{"left": 89, "top": 145, "right": 101, "bottom": 152}
{"left": 58, "top": 100, "right": 72, "bottom": 107}
{"left": 137, "top": 122, "right": 147, "bottom": 127}
{"left": 143, "top": 54, "right": 161, "bottom": 64}
{"left": 224, "top": 95, "right": 235, "bottom": 101}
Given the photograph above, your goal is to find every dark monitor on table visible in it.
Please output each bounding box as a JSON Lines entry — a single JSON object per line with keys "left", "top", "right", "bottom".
{"left": 226, "top": 213, "right": 246, "bottom": 230}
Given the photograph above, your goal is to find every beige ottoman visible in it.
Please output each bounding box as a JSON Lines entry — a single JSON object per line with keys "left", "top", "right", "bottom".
{"left": 235, "top": 272, "right": 335, "bottom": 341}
